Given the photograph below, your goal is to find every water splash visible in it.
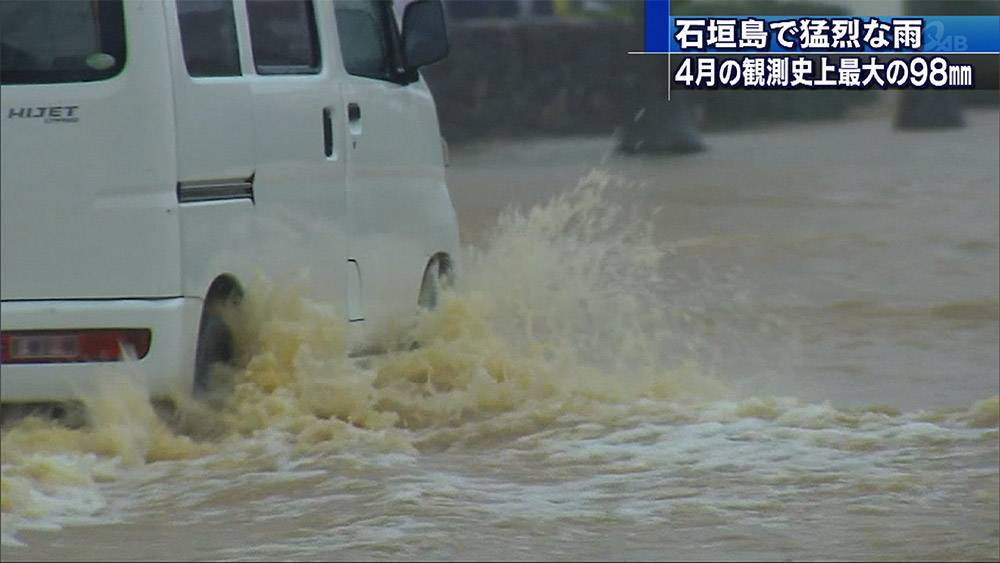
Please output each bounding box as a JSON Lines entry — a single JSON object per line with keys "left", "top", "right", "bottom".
{"left": 156, "top": 170, "right": 730, "bottom": 445}
{"left": 4, "top": 170, "right": 994, "bottom": 549}
{"left": 0, "top": 170, "right": 726, "bottom": 541}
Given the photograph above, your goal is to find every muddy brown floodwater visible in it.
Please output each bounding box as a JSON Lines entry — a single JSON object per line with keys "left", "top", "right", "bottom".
{"left": 2, "top": 107, "right": 998, "bottom": 561}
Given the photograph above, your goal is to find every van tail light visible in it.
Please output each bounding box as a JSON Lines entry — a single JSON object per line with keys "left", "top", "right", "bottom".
{"left": 0, "top": 329, "right": 151, "bottom": 364}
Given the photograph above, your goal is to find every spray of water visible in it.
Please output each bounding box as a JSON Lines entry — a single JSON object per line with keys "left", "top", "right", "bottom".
{"left": 367, "top": 170, "right": 729, "bottom": 434}
{"left": 3, "top": 170, "right": 995, "bottom": 544}
{"left": 2, "top": 168, "right": 722, "bottom": 457}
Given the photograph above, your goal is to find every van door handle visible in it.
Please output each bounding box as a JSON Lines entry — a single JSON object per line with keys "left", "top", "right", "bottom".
{"left": 347, "top": 103, "right": 362, "bottom": 137}
{"left": 322, "top": 107, "right": 334, "bottom": 157}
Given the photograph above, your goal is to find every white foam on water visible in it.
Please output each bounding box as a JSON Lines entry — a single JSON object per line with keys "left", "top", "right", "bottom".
{"left": 1, "top": 170, "right": 996, "bottom": 557}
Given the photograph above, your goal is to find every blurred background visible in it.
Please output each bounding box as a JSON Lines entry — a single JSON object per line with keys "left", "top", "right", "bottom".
{"left": 426, "top": 0, "right": 1000, "bottom": 411}
{"left": 423, "top": 0, "right": 999, "bottom": 148}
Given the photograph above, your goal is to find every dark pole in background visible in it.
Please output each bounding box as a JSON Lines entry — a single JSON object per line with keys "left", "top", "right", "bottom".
{"left": 617, "top": 1, "right": 705, "bottom": 154}
{"left": 894, "top": 0, "right": 967, "bottom": 129}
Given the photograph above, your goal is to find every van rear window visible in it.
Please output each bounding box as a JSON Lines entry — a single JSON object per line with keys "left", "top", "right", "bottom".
{"left": 0, "top": 0, "right": 126, "bottom": 85}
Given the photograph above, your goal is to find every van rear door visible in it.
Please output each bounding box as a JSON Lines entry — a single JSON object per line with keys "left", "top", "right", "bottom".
{"left": 0, "top": 1, "right": 181, "bottom": 301}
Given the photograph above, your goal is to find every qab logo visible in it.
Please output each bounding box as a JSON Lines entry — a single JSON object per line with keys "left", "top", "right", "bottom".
{"left": 924, "top": 20, "right": 969, "bottom": 52}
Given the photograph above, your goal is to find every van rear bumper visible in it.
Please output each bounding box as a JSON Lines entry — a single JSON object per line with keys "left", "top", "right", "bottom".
{"left": 0, "top": 298, "right": 201, "bottom": 403}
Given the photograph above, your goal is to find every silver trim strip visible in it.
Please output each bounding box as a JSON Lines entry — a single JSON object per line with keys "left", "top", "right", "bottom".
{"left": 177, "top": 176, "right": 254, "bottom": 204}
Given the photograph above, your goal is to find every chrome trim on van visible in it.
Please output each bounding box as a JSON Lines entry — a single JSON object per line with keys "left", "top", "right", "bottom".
{"left": 176, "top": 176, "right": 254, "bottom": 204}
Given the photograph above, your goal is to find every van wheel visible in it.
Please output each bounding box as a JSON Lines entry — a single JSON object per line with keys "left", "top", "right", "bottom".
{"left": 418, "top": 254, "right": 451, "bottom": 310}
{"left": 193, "top": 313, "right": 235, "bottom": 401}
{"left": 152, "top": 398, "right": 180, "bottom": 427}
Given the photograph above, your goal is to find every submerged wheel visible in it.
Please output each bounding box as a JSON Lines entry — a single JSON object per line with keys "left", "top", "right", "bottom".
{"left": 417, "top": 254, "right": 452, "bottom": 310}
{"left": 192, "top": 312, "right": 235, "bottom": 399}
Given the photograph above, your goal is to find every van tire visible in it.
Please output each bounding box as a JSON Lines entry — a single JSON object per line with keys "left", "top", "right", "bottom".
{"left": 193, "top": 312, "right": 234, "bottom": 400}
{"left": 417, "top": 254, "right": 452, "bottom": 310}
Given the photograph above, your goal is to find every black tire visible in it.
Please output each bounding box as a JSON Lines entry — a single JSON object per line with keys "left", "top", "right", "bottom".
{"left": 418, "top": 255, "right": 452, "bottom": 311}
{"left": 193, "top": 312, "right": 234, "bottom": 400}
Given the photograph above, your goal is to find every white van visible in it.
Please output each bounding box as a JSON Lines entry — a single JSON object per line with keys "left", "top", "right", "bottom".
{"left": 0, "top": 0, "right": 460, "bottom": 407}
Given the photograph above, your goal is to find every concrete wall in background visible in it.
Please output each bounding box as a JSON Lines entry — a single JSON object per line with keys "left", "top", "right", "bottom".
{"left": 421, "top": 21, "right": 652, "bottom": 144}
{"left": 422, "top": 0, "right": 1000, "bottom": 144}
{"left": 421, "top": 21, "right": 871, "bottom": 144}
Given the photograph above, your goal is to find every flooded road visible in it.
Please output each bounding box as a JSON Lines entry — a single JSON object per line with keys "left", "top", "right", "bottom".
{"left": 2, "top": 107, "right": 998, "bottom": 561}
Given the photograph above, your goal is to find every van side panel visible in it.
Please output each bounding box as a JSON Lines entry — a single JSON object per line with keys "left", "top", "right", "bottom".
{"left": 341, "top": 74, "right": 461, "bottom": 341}
{"left": 163, "top": 0, "right": 259, "bottom": 301}
{"left": 332, "top": 0, "right": 462, "bottom": 346}
{"left": 247, "top": 1, "right": 349, "bottom": 312}
{"left": 0, "top": 2, "right": 181, "bottom": 301}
